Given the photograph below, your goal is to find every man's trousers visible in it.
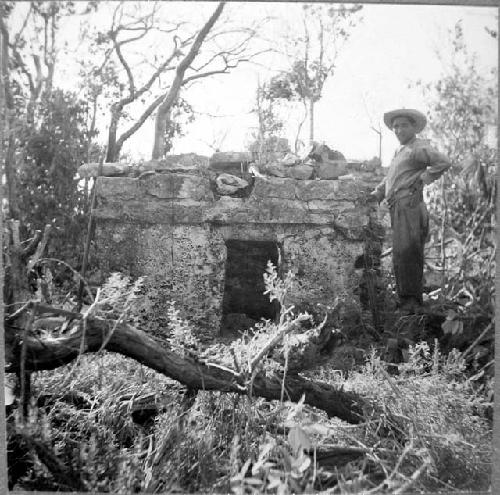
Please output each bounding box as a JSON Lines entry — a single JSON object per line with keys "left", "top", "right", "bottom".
{"left": 389, "top": 192, "right": 429, "bottom": 304}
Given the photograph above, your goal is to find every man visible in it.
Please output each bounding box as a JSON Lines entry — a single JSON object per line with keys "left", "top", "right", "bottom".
{"left": 370, "top": 108, "right": 451, "bottom": 314}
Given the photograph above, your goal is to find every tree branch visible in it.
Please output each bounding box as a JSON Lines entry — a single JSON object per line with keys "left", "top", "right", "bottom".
{"left": 111, "top": 32, "right": 136, "bottom": 98}
{"left": 115, "top": 94, "right": 164, "bottom": 150}
{"left": 26, "top": 224, "right": 51, "bottom": 272}
{"left": 5, "top": 318, "right": 366, "bottom": 424}
{"left": 152, "top": 1, "right": 226, "bottom": 159}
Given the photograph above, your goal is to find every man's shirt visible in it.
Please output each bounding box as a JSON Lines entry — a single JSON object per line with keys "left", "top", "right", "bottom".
{"left": 374, "top": 137, "right": 451, "bottom": 202}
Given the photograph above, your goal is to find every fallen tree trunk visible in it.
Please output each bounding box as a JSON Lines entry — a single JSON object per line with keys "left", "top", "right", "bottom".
{"left": 5, "top": 319, "right": 366, "bottom": 424}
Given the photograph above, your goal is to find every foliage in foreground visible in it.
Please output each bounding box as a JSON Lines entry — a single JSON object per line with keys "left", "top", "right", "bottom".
{"left": 9, "top": 329, "right": 492, "bottom": 493}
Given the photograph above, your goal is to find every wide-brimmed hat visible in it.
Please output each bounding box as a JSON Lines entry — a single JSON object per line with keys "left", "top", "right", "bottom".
{"left": 383, "top": 109, "right": 427, "bottom": 133}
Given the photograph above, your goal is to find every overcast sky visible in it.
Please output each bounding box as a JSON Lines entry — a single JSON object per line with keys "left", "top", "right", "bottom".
{"left": 12, "top": 2, "right": 498, "bottom": 165}
{"left": 158, "top": 3, "right": 496, "bottom": 166}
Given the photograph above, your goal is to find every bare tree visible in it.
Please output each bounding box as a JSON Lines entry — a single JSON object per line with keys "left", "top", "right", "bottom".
{"left": 83, "top": 1, "right": 266, "bottom": 162}
{"left": 264, "top": 4, "right": 362, "bottom": 147}
{"left": 151, "top": 2, "right": 225, "bottom": 159}
{"left": 151, "top": 2, "right": 269, "bottom": 159}
{"left": 92, "top": 2, "right": 189, "bottom": 161}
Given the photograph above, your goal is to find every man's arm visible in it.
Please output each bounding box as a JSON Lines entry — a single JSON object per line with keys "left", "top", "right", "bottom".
{"left": 415, "top": 145, "right": 451, "bottom": 185}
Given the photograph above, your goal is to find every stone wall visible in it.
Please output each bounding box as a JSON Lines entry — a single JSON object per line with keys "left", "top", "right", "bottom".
{"left": 90, "top": 154, "right": 384, "bottom": 340}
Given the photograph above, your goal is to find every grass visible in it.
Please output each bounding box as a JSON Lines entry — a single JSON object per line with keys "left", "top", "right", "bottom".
{"left": 7, "top": 268, "right": 493, "bottom": 492}
{"left": 8, "top": 335, "right": 492, "bottom": 493}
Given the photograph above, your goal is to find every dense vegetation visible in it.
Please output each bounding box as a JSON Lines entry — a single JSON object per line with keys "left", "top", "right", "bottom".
{"left": 2, "top": 3, "right": 496, "bottom": 493}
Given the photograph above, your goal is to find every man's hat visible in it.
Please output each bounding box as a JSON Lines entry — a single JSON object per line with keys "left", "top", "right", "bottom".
{"left": 383, "top": 109, "right": 427, "bottom": 133}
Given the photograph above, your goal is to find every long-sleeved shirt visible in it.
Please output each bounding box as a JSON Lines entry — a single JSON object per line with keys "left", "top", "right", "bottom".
{"left": 373, "top": 137, "right": 451, "bottom": 203}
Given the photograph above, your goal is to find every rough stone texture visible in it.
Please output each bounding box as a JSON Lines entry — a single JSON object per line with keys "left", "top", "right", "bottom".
{"left": 316, "top": 160, "right": 348, "bottom": 179}
{"left": 96, "top": 223, "right": 226, "bottom": 341}
{"left": 215, "top": 173, "right": 249, "bottom": 195}
{"left": 263, "top": 162, "right": 287, "bottom": 178}
{"left": 78, "top": 154, "right": 210, "bottom": 179}
{"left": 139, "top": 154, "right": 210, "bottom": 175}
{"left": 286, "top": 164, "right": 314, "bottom": 180}
{"left": 281, "top": 152, "right": 300, "bottom": 166}
{"left": 78, "top": 163, "right": 130, "bottom": 178}
{"left": 282, "top": 229, "right": 364, "bottom": 312}
{"left": 93, "top": 161, "right": 384, "bottom": 339}
{"left": 251, "top": 177, "right": 296, "bottom": 199}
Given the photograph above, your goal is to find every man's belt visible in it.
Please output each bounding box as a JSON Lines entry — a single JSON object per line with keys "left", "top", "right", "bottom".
{"left": 387, "top": 184, "right": 423, "bottom": 209}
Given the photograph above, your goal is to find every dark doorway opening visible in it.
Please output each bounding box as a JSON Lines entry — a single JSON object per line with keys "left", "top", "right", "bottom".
{"left": 220, "top": 240, "right": 280, "bottom": 335}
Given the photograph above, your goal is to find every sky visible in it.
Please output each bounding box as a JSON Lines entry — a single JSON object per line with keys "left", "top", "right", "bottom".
{"left": 11, "top": 2, "right": 498, "bottom": 166}
{"left": 159, "top": 2, "right": 496, "bottom": 166}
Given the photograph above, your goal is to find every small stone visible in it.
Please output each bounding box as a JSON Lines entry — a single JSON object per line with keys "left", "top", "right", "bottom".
{"left": 78, "top": 162, "right": 129, "bottom": 178}
{"left": 215, "top": 173, "right": 249, "bottom": 195}
{"left": 263, "top": 162, "right": 287, "bottom": 177}
{"left": 280, "top": 152, "right": 300, "bottom": 166}
{"left": 308, "top": 144, "right": 346, "bottom": 163}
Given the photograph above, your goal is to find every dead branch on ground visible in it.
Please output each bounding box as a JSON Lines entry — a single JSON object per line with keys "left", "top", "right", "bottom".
{"left": 5, "top": 317, "right": 366, "bottom": 424}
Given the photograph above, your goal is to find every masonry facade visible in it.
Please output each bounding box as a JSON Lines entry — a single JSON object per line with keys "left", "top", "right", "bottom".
{"left": 88, "top": 153, "right": 384, "bottom": 341}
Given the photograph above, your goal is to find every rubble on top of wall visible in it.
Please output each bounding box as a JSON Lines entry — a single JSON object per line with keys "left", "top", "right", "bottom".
{"left": 77, "top": 144, "right": 384, "bottom": 199}
{"left": 78, "top": 153, "right": 211, "bottom": 179}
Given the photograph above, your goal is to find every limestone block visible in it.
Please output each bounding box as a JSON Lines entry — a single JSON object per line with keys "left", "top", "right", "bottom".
{"left": 139, "top": 173, "right": 213, "bottom": 201}
{"left": 334, "top": 180, "right": 374, "bottom": 201}
{"left": 139, "top": 154, "right": 210, "bottom": 174}
{"left": 78, "top": 162, "right": 129, "bottom": 178}
{"left": 217, "top": 224, "right": 282, "bottom": 242}
{"left": 129, "top": 225, "right": 226, "bottom": 339}
{"left": 286, "top": 164, "right": 314, "bottom": 180}
{"left": 94, "top": 222, "right": 140, "bottom": 275}
{"left": 246, "top": 198, "right": 309, "bottom": 223}
{"left": 96, "top": 177, "right": 139, "bottom": 201}
{"left": 295, "top": 180, "right": 339, "bottom": 201}
{"left": 306, "top": 200, "right": 353, "bottom": 213}
{"left": 205, "top": 197, "right": 248, "bottom": 223}
{"left": 316, "top": 160, "right": 347, "bottom": 179}
{"left": 295, "top": 178, "right": 373, "bottom": 202}
{"left": 282, "top": 233, "right": 363, "bottom": 310}
{"left": 251, "top": 177, "right": 296, "bottom": 199}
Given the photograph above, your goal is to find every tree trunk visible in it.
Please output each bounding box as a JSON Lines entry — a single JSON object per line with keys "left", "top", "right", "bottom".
{"left": 294, "top": 99, "right": 308, "bottom": 154}
{"left": 0, "top": 17, "right": 20, "bottom": 219}
{"left": 5, "top": 318, "right": 366, "bottom": 424}
{"left": 152, "top": 2, "right": 225, "bottom": 160}
{"left": 309, "top": 97, "right": 315, "bottom": 146}
{"left": 106, "top": 107, "right": 121, "bottom": 162}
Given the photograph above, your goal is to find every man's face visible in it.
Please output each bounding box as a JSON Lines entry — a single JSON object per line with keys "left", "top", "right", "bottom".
{"left": 392, "top": 116, "right": 417, "bottom": 145}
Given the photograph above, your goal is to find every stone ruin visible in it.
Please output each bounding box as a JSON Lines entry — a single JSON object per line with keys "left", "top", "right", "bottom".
{"left": 81, "top": 145, "right": 385, "bottom": 341}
